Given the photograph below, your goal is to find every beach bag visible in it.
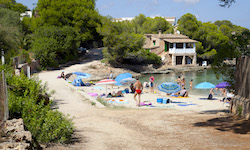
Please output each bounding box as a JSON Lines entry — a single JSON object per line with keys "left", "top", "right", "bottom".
{"left": 208, "top": 94, "right": 213, "bottom": 100}
{"left": 124, "top": 88, "right": 129, "bottom": 93}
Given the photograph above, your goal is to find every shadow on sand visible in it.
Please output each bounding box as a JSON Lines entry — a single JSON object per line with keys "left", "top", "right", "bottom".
{"left": 193, "top": 116, "right": 250, "bottom": 134}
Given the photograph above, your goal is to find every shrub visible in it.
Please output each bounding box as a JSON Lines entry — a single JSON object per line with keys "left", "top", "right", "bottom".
{"left": 3, "top": 67, "right": 74, "bottom": 144}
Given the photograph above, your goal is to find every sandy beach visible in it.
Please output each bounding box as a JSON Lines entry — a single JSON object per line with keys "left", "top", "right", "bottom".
{"left": 68, "top": 82, "right": 230, "bottom": 112}
{"left": 37, "top": 49, "right": 249, "bottom": 150}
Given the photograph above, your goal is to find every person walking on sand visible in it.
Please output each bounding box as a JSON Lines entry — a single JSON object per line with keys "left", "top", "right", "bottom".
{"left": 189, "top": 79, "right": 193, "bottom": 91}
{"left": 134, "top": 77, "right": 143, "bottom": 107}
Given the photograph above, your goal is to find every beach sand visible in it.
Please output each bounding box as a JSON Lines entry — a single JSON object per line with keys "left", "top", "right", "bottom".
{"left": 68, "top": 81, "right": 230, "bottom": 113}
{"left": 37, "top": 49, "right": 249, "bottom": 150}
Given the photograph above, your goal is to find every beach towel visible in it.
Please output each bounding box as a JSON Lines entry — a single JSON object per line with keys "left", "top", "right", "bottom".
{"left": 199, "top": 98, "right": 218, "bottom": 100}
{"left": 88, "top": 93, "right": 98, "bottom": 97}
{"left": 171, "top": 96, "right": 189, "bottom": 98}
{"left": 177, "top": 103, "right": 197, "bottom": 106}
{"left": 170, "top": 101, "right": 185, "bottom": 104}
{"left": 139, "top": 103, "right": 152, "bottom": 106}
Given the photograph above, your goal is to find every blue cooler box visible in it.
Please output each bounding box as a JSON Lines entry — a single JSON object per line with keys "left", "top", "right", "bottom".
{"left": 163, "top": 98, "right": 170, "bottom": 104}
{"left": 157, "top": 98, "right": 163, "bottom": 103}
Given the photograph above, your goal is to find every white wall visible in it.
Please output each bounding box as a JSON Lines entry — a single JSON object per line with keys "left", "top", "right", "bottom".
{"left": 169, "top": 43, "right": 196, "bottom": 54}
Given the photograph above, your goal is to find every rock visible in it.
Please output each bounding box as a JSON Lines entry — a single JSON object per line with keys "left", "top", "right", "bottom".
{"left": 2, "top": 118, "right": 32, "bottom": 149}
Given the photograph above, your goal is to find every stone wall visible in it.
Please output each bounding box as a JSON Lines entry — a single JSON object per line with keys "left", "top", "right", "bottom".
{"left": 231, "top": 95, "right": 250, "bottom": 120}
{"left": 231, "top": 56, "right": 250, "bottom": 119}
{"left": 0, "top": 119, "right": 32, "bottom": 149}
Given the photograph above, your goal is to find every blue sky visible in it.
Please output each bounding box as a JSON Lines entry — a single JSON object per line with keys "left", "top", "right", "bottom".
{"left": 17, "top": 0, "right": 250, "bottom": 29}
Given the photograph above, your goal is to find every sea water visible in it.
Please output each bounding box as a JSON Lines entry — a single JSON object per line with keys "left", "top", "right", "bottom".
{"left": 139, "top": 69, "right": 225, "bottom": 96}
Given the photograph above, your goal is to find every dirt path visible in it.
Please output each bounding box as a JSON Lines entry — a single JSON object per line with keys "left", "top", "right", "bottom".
{"left": 38, "top": 49, "right": 250, "bottom": 150}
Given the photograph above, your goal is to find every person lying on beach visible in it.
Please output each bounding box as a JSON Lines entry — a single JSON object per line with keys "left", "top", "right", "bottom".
{"left": 111, "top": 91, "right": 124, "bottom": 97}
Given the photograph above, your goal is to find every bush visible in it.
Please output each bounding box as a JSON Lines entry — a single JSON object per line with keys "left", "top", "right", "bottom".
{"left": 123, "top": 50, "right": 162, "bottom": 65}
{"left": 3, "top": 67, "right": 74, "bottom": 144}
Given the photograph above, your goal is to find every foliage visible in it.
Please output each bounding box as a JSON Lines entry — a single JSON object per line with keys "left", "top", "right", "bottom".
{"left": 35, "top": 0, "right": 101, "bottom": 47}
{"left": 219, "top": 0, "right": 235, "bottom": 7}
{"left": 177, "top": 13, "right": 200, "bottom": 39}
{"left": 32, "top": 25, "right": 79, "bottom": 68}
{"left": 97, "top": 17, "right": 161, "bottom": 65}
{"left": 1, "top": 66, "right": 74, "bottom": 143}
{"left": 0, "top": 0, "right": 27, "bottom": 13}
{"left": 198, "top": 49, "right": 217, "bottom": 59}
{"left": 0, "top": 8, "right": 22, "bottom": 63}
{"left": 141, "top": 17, "right": 171, "bottom": 34}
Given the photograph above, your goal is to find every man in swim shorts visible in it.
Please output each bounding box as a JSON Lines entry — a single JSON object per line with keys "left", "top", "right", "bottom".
{"left": 134, "top": 77, "right": 143, "bottom": 107}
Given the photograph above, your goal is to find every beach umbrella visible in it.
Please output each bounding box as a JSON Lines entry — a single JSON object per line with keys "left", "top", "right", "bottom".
{"left": 72, "top": 72, "right": 91, "bottom": 77}
{"left": 120, "top": 77, "right": 136, "bottom": 85}
{"left": 216, "top": 82, "right": 230, "bottom": 88}
{"left": 96, "top": 79, "right": 117, "bottom": 94}
{"left": 115, "top": 73, "right": 132, "bottom": 86}
{"left": 93, "top": 86, "right": 104, "bottom": 90}
{"left": 158, "top": 82, "right": 181, "bottom": 94}
{"left": 195, "top": 82, "right": 215, "bottom": 89}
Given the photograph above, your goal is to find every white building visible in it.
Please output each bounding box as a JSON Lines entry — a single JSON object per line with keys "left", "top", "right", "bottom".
{"left": 114, "top": 16, "right": 176, "bottom": 26}
{"left": 20, "top": 11, "right": 32, "bottom": 20}
{"left": 143, "top": 31, "right": 198, "bottom": 66}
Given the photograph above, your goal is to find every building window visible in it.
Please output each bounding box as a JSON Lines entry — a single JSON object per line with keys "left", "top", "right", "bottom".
{"left": 186, "top": 43, "right": 193, "bottom": 48}
{"left": 176, "top": 43, "right": 183, "bottom": 49}
{"left": 170, "top": 43, "right": 174, "bottom": 48}
{"left": 153, "top": 40, "right": 156, "bottom": 45}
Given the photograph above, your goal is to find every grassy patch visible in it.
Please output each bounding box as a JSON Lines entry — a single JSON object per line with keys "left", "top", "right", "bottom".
{"left": 96, "top": 97, "right": 109, "bottom": 106}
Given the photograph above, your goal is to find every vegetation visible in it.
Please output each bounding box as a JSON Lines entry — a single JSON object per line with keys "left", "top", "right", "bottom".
{"left": 177, "top": 13, "right": 249, "bottom": 61}
{"left": 97, "top": 16, "right": 162, "bottom": 65}
{"left": 0, "top": 65, "right": 74, "bottom": 143}
{"left": 32, "top": 25, "right": 78, "bottom": 68}
{"left": 0, "top": 0, "right": 28, "bottom": 13}
{"left": 0, "top": 8, "right": 23, "bottom": 62}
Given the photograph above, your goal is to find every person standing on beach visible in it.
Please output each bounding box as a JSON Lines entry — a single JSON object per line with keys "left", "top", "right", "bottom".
{"left": 149, "top": 78, "right": 154, "bottom": 93}
{"left": 181, "top": 78, "right": 186, "bottom": 89}
{"left": 189, "top": 79, "right": 193, "bottom": 91}
{"left": 109, "top": 70, "right": 113, "bottom": 79}
{"left": 134, "top": 77, "right": 143, "bottom": 107}
{"left": 176, "top": 76, "right": 181, "bottom": 86}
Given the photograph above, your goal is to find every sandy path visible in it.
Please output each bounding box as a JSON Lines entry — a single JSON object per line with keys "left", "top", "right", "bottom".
{"left": 37, "top": 49, "right": 250, "bottom": 150}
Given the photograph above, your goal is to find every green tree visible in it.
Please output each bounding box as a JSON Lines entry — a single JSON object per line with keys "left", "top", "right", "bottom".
{"left": 0, "top": 0, "right": 27, "bottom": 13}
{"left": 177, "top": 13, "right": 200, "bottom": 39}
{"left": 32, "top": 26, "right": 79, "bottom": 68}
{"left": 131, "top": 14, "right": 147, "bottom": 34}
{"left": 0, "top": 8, "right": 23, "bottom": 63}
{"left": 142, "top": 17, "right": 170, "bottom": 34}
{"left": 97, "top": 17, "right": 161, "bottom": 65}
{"left": 36, "top": 0, "right": 101, "bottom": 47}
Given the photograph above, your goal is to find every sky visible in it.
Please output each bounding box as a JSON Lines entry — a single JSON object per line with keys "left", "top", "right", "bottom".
{"left": 16, "top": 0, "right": 250, "bottom": 29}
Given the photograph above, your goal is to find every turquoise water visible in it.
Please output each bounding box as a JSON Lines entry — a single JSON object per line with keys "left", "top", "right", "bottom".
{"left": 139, "top": 69, "right": 225, "bottom": 96}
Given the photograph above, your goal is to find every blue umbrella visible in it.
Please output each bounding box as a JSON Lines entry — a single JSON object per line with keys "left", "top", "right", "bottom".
{"left": 120, "top": 77, "right": 136, "bottom": 85}
{"left": 195, "top": 82, "right": 215, "bottom": 89}
{"left": 93, "top": 86, "right": 104, "bottom": 90}
{"left": 115, "top": 73, "right": 132, "bottom": 86}
{"left": 72, "top": 72, "right": 91, "bottom": 77}
{"left": 158, "top": 82, "right": 181, "bottom": 94}
{"left": 216, "top": 82, "right": 230, "bottom": 88}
